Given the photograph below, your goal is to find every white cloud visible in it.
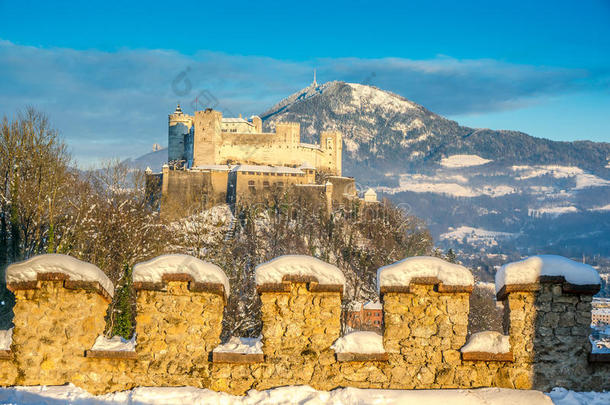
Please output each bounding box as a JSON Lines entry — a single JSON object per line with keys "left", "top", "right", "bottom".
{"left": 0, "top": 40, "right": 603, "bottom": 163}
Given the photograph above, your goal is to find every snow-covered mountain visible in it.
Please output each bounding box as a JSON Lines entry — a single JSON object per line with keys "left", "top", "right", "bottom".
{"left": 261, "top": 81, "right": 610, "bottom": 280}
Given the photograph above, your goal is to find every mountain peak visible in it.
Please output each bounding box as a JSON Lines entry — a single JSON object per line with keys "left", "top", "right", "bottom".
{"left": 261, "top": 80, "right": 344, "bottom": 120}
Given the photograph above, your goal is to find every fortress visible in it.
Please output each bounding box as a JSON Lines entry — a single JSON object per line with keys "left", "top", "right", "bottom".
{"left": 151, "top": 104, "right": 365, "bottom": 217}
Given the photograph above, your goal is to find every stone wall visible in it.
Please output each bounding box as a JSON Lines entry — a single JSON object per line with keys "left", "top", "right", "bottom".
{"left": 1, "top": 254, "right": 609, "bottom": 395}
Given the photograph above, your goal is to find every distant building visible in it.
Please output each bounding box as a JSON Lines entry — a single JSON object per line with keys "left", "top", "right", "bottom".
{"left": 593, "top": 308, "right": 610, "bottom": 325}
{"left": 364, "top": 188, "right": 378, "bottom": 203}
{"left": 347, "top": 301, "right": 383, "bottom": 331}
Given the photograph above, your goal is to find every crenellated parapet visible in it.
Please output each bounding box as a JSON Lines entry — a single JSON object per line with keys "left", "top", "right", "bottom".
{"left": 4, "top": 255, "right": 112, "bottom": 387}
{"left": 132, "top": 255, "right": 227, "bottom": 388}
{"left": 0, "top": 253, "right": 608, "bottom": 395}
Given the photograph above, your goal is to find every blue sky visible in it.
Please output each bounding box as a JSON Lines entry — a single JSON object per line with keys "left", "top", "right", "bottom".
{"left": 0, "top": 0, "right": 609, "bottom": 164}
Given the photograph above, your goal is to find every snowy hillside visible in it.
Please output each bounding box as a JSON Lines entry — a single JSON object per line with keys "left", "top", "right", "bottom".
{"left": 260, "top": 81, "right": 610, "bottom": 280}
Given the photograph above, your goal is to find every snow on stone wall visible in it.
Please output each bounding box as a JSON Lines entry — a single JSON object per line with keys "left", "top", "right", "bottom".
{"left": 255, "top": 255, "right": 346, "bottom": 288}
{"left": 495, "top": 255, "right": 601, "bottom": 294}
{"left": 461, "top": 331, "right": 510, "bottom": 354}
{"left": 377, "top": 256, "right": 474, "bottom": 292}
{"left": 6, "top": 254, "right": 114, "bottom": 298}
{"left": 0, "top": 253, "right": 608, "bottom": 395}
{"left": 133, "top": 254, "right": 230, "bottom": 298}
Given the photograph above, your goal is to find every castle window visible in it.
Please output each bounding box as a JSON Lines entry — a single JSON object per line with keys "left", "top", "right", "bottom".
{"left": 277, "top": 182, "right": 284, "bottom": 188}
{"left": 263, "top": 181, "right": 270, "bottom": 189}
{"left": 327, "top": 138, "right": 333, "bottom": 149}
{"left": 248, "top": 180, "right": 256, "bottom": 192}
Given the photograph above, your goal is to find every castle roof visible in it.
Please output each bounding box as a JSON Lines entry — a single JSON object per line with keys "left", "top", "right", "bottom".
{"left": 299, "top": 161, "right": 316, "bottom": 170}
{"left": 191, "top": 164, "right": 305, "bottom": 175}
{"left": 222, "top": 117, "right": 254, "bottom": 125}
{"left": 232, "top": 164, "right": 304, "bottom": 174}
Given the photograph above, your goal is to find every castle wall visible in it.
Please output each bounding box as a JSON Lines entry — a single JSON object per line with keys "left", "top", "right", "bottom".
{"left": 217, "top": 133, "right": 338, "bottom": 174}
{"left": 188, "top": 110, "right": 341, "bottom": 175}
{"left": 233, "top": 171, "right": 308, "bottom": 204}
{"left": 3, "top": 254, "right": 607, "bottom": 395}
{"left": 161, "top": 169, "right": 227, "bottom": 219}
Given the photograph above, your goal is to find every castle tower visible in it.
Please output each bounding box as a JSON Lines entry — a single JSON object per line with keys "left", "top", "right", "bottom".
{"left": 168, "top": 103, "right": 194, "bottom": 165}
{"left": 193, "top": 109, "right": 223, "bottom": 167}
{"left": 320, "top": 130, "right": 342, "bottom": 176}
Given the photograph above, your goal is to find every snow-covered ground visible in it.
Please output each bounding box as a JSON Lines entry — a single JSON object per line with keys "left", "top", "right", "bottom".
{"left": 548, "top": 388, "right": 610, "bottom": 405}
{"left": 2, "top": 384, "right": 595, "bottom": 405}
{"left": 528, "top": 206, "right": 579, "bottom": 217}
{"left": 440, "top": 155, "right": 492, "bottom": 168}
{"left": 440, "top": 226, "right": 517, "bottom": 247}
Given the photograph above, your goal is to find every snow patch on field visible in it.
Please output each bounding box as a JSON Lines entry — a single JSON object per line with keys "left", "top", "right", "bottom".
{"left": 213, "top": 336, "right": 263, "bottom": 354}
{"left": 6, "top": 254, "right": 114, "bottom": 298}
{"left": 574, "top": 173, "right": 610, "bottom": 189}
{"left": 461, "top": 331, "right": 510, "bottom": 354}
{"left": 511, "top": 165, "right": 610, "bottom": 189}
{"left": 91, "top": 335, "right": 136, "bottom": 352}
{"left": 377, "top": 174, "right": 515, "bottom": 198}
{"left": 512, "top": 165, "right": 584, "bottom": 180}
{"left": 378, "top": 256, "right": 474, "bottom": 292}
{"left": 0, "top": 384, "right": 556, "bottom": 404}
{"left": 331, "top": 331, "right": 385, "bottom": 354}
{"left": 440, "top": 155, "right": 492, "bottom": 168}
{"left": 528, "top": 206, "right": 578, "bottom": 217}
{"left": 495, "top": 255, "right": 601, "bottom": 294}
{"left": 440, "top": 226, "right": 517, "bottom": 247}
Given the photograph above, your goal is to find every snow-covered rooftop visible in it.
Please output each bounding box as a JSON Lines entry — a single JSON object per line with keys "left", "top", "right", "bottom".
{"left": 190, "top": 164, "right": 306, "bottom": 175}
{"left": 461, "top": 331, "right": 510, "bottom": 354}
{"left": 299, "top": 161, "right": 316, "bottom": 170}
{"left": 231, "top": 165, "right": 304, "bottom": 174}
{"left": 377, "top": 256, "right": 474, "bottom": 293}
{"left": 6, "top": 254, "right": 114, "bottom": 298}
{"left": 331, "top": 331, "right": 385, "bottom": 354}
{"left": 255, "top": 255, "right": 346, "bottom": 288}
{"left": 133, "top": 254, "right": 230, "bottom": 298}
{"left": 213, "top": 336, "right": 263, "bottom": 354}
{"left": 495, "top": 255, "right": 601, "bottom": 295}
{"left": 363, "top": 301, "right": 382, "bottom": 310}
{"left": 221, "top": 117, "right": 253, "bottom": 125}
